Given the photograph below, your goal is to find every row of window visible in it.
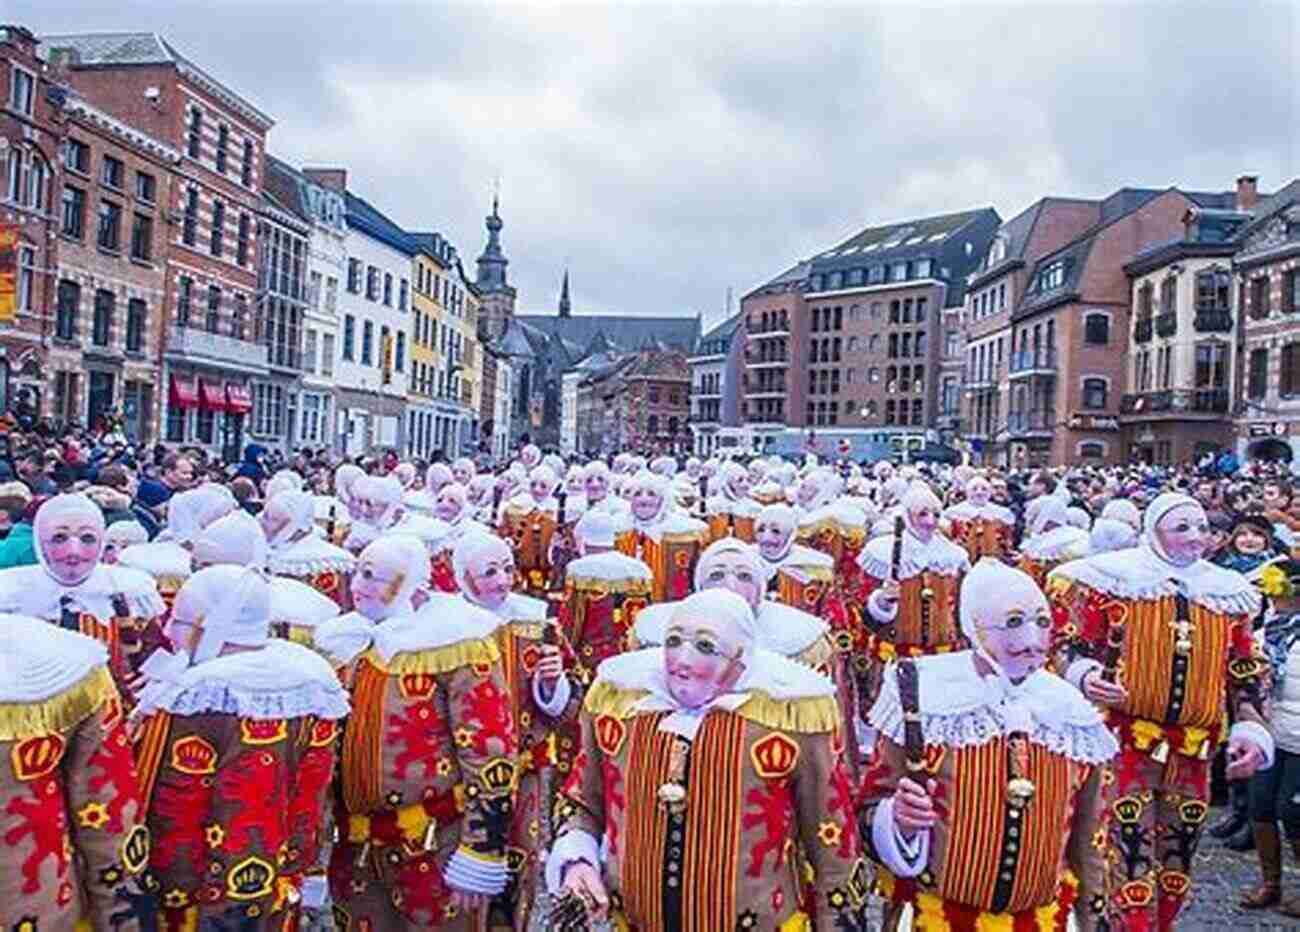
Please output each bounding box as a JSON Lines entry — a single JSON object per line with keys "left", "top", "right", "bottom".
{"left": 54, "top": 280, "right": 147, "bottom": 351}
{"left": 186, "top": 106, "right": 256, "bottom": 188}
{"left": 415, "top": 262, "right": 467, "bottom": 317}
{"left": 1247, "top": 269, "right": 1300, "bottom": 319}
{"left": 340, "top": 314, "right": 406, "bottom": 372}
{"left": 809, "top": 257, "right": 935, "bottom": 293}
{"left": 1247, "top": 344, "right": 1300, "bottom": 399}
{"left": 176, "top": 276, "right": 248, "bottom": 337}
{"left": 643, "top": 415, "right": 683, "bottom": 435}
{"left": 1132, "top": 342, "right": 1228, "bottom": 393}
{"left": 346, "top": 258, "right": 409, "bottom": 310}
{"left": 968, "top": 282, "right": 1008, "bottom": 321}
{"left": 179, "top": 188, "right": 252, "bottom": 267}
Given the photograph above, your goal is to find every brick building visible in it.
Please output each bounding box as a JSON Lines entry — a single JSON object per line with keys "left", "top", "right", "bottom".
{"left": 1119, "top": 193, "right": 1255, "bottom": 465}
{"left": 959, "top": 197, "right": 1104, "bottom": 465}
{"left": 1234, "top": 179, "right": 1300, "bottom": 464}
{"left": 2, "top": 25, "right": 60, "bottom": 412}
{"left": 47, "top": 90, "right": 180, "bottom": 442}
{"left": 46, "top": 32, "right": 274, "bottom": 459}
{"left": 585, "top": 348, "right": 691, "bottom": 455}
{"left": 741, "top": 209, "right": 999, "bottom": 459}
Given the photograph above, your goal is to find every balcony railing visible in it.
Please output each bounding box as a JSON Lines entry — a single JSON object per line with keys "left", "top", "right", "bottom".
{"left": 1008, "top": 348, "right": 1057, "bottom": 377}
{"left": 745, "top": 354, "right": 788, "bottom": 367}
{"left": 1155, "top": 312, "right": 1177, "bottom": 338}
{"left": 1194, "top": 310, "right": 1233, "bottom": 333}
{"left": 1007, "top": 411, "right": 1053, "bottom": 434}
{"left": 1119, "top": 389, "right": 1230, "bottom": 416}
{"left": 168, "top": 325, "right": 268, "bottom": 370}
{"left": 1133, "top": 318, "right": 1153, "bottom": 344}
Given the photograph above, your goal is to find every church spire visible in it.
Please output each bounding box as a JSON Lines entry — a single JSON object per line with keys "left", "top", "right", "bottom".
{"left": 475, "top": 193, "right": 509, "bottom": 293}
{"left": 558, "top": 269, "right": 571, "bottom": 318}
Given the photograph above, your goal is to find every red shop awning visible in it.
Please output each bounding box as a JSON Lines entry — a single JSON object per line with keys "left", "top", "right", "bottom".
{"left": 198, "top": 380, "right": 227, "bottom": 413}
{"left": 225, "top": 383, "right": 253, "bottom": 414}
{"left": 169, "top": 375, "right": 199, "bottom": 409}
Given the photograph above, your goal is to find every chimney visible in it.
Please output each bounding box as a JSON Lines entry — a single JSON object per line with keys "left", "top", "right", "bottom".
{"left": 303, "top": 167, "right": 347, "bottom": 193}
{"left": 1236, "top": 175, "right": 1259, "bottom": 212}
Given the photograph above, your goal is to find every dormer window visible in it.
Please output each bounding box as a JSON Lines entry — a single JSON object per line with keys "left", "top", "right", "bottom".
{"left": 1037, "top": 260, "right": 1067, "bottom": 292}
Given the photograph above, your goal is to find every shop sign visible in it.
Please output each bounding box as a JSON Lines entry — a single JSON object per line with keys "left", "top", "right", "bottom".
{"left": 1067, "top": 413, "right": 1120, "bottom": 431}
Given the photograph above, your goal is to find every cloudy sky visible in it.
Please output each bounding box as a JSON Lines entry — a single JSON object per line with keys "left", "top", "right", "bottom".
{"left": 18, "top": 1, "right": 1297, "bottom": 329}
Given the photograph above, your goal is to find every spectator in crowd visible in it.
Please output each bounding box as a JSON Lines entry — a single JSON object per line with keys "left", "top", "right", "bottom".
{"left": 230, "top": 477, "right": 261, "bottom": 516}
{"left": 137, "top": 452, "right": 194, "bottom": 508}
{"left": 0, "top": 483, "right": 37, "bottom": 568}
{"left": 16, "top": 450, "right": 55, "bottom": 496}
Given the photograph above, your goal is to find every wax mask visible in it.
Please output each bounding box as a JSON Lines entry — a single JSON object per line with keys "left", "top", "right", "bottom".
{"left": 585, "top": 474, "right": 608, "bottom": 503}
{"left": 687, "top": 462, "right": 702, "bottom": 480}
{"left": 631, "top": 487, "right": 662, "bottom": 522}
{"left": 796, "top": 478, "right": 819, "bottom": 508}
{"left": 356, "top": 492, "right": 390, "bottom": 525}
{"left": 908, "top": 503, "right": 939, "bottom": 541}
{"left": 700, "top": 551, "right": 762, "bottom": 609}
{"left": 260, "top": 500, "right": 292, "bottom": 543}
{"left": 43, "top": 516, "right": 103, "bottom": 586}
{"left": 351, "top": 556, "right": 406, "bottom": 620}
{"left": 755, "top": 518, "right": 792, "bottom": 562}
{"left": 521, "top": 447, "right": 541, "bottom": 468}
{"left": 967, "top": 479, "right": 991, "bottom": 507}
{"left": 974, "top": 588, "right": 1051, "bottom": 684}
{"left": 727, "top": 474, "right": 751, "bottom": 500}
{"left": 1155, "top": 503, "right": 1209, "bottom": 567}
{"left": 452, "top": 461, "right": 473, "bottom": 485}
{"left": 435, "top": 490, "right": 462, "bottom": 524}
{"left": 530, "top": 478, "right": 553, "bottom": 504}
{"left": 663, "top": 619, "right": 745, "bottom": 709}
{"left": 747, "top": 464, "right": 765, "bottom": 486}
{"left": 465, "top": 550, "right": 514, "bottom": 611}
{"left": 567, "top": 474, "right": 585, "bottom": 494}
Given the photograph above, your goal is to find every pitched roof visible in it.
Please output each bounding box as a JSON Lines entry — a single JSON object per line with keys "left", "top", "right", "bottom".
{"left": 344, "top": 191, "right": 415, "bottom": 256}
{"left": 514, "top": 313, "right": 700, "bottom": 356}
{"left": 816, "top": 207, "right": 990, "bottom": 261}
{"left": 700, "top": 312, "right": 742, "bottom": 343}
{"left": 42, "top": 31, "right": 273, "bottom": 128}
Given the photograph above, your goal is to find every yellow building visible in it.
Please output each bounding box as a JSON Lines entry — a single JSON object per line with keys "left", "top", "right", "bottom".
{"left": 408, "top": 232, "right": 481, "bottom": 459}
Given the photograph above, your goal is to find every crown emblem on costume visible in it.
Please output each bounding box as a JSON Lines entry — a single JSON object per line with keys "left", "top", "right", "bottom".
{"left": 399, "top": 674, "right": 436, "bottom": 699}
{"left": 750, "top": 732, "right": 800, "bottom": 779}
{"left": 1112, "top": 795, "right": 1143, "bottom": 825}
{"left": 226, "top": 856, "right": 275, "bottom": 900}
{"left": 240, "top": 719, "right": 287, "bottom": 746}
{"left": 309, "top": 720, "right": 338, "bottom": 748}
{"left": 12, "top": 734, "right": 66, "bottom": 781}
{"left": 481, "top": 757, "right": 517, "bottom": 793}
{"left": 595, "top": 715, "right": 626, "bottom": 756}
{"left": 171, "top": 735, "right": 217, "bottom": 775}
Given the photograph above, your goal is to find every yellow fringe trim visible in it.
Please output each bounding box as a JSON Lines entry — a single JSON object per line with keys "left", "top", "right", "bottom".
{"left": 567, "top": 575, "right": 654, "bottom": 597}
{"left": 736, "top": 691, "right": 838, "bottom": 734}
{"left": 509, "top": 621, "right": 546, "bottom": 641}
{"left": 0, "top": 665, "right": 117, "bottom": 740}
{"left": 583, "top": 680, "right": 648, "bottom": 719}
{"left": 362, "top": 636, "right": 501, "bottom": 676}
{"left": 584, "top": 680, "right": 838, "bottom": 733}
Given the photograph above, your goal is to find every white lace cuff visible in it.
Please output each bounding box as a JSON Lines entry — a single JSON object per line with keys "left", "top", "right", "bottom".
{"left": 533, "top": 672, "right": 572, "bottom": 718}
{"left": 545, "top": 829, "right": 600, "bottom": 893}
{"left": 872, "top": 797, "right": 928, "bottom": 878}
{"left": 868, "top": 589, "right": 898, "bottom": 624}
{"left": 1065, "top": 658, "right": 1102, "bottom": 693}
{"left": 1232, "top": 721, "right": 1276, "bottom": 771}
{"left": 443, "top": 845, "right": 508, "bottom": 896}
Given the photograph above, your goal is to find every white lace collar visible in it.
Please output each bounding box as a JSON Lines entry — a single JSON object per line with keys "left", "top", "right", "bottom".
{"left": 314, "top": 612, "right": 376, "bottom": 666}
{"left": 944, "top": 500, "right": 1015, "bottom": 524}
{"left": 630, "top": 510, "right": 705, "bottom": 543}
{"left": 763, "top": 543, "right": 833, "bottom": 576}
{"left": 372, "top": 594, "right": 503, "bottom": 662}
{"left": 269, "top": 577, "right": 340, "bottom": 628}
{"left": 858, "top": 527, "right": 970, "bottom": 580}
{"left": 118, "top": 540, "right": 192, "bottom": 580}
{"left": 1050, "top": 544, "right": 1261, "bottom": 616}
{"left": 0, "top": 563, "right": 164, "bottom": 620}
{"left": 266, "top": 534, "right": 356, "bottom": 577}
{"left": 868, "top": 651, "right": 1117, "bottom": 766}
{"left": 1021, "top": 526, "right": 1090, "bottom": 562}
{"left": 135, "top": 639, "right": 349, "bottom": 720}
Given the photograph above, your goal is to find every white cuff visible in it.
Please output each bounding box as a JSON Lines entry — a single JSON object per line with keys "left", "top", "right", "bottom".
{"left": 868, "top": 589, "right": 898, "bottom": 624}
{"left": 1065, "top": 658, "right": 1102, "bottom": 693}
{"left": 871, "top": 797, "right": 929, "bottom": 878}
{"left": 443, "top": 847, "right": 508, "bottom": 896}
{"left": 545, "top": 829, "right": 601, "bottom": 894}
{"left": 1232, "top": 720, "right": 1276, "bottom": 771}
{"left": 533, "top": 671, "right": 572, "bottom": 718}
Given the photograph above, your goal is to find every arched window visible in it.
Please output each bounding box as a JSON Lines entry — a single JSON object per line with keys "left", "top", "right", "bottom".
{"left": 1082, "top": 377, "right": 1108, "bottom": 409}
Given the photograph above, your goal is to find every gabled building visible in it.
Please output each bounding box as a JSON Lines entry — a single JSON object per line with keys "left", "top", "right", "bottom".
{"left": 46, "top": 30, "right": 275, "bottom": 460}
{"left": 263, "top": 155, "right": 347, "bottom": 453}
{"left": 1233, "top": 177, "right": 1300, "bottom": 464}
{"left": 740, "top": 207, "right": 1000, "bottom": 459}
{"left": 689, "top": 312, "right": 742, "bottom": 457}
{"left": 959, "top": 197, "right": 1105, "bottom": 464}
